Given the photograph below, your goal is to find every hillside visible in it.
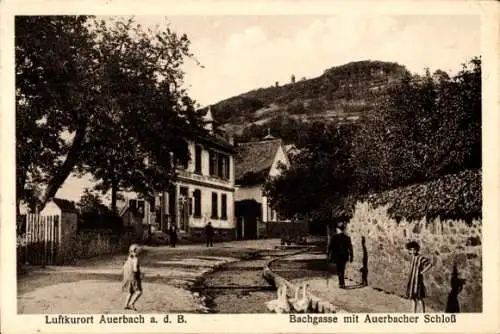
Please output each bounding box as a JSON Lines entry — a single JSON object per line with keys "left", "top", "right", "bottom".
{"left": 208, "top": 60, "right": 410, "bottom": 141}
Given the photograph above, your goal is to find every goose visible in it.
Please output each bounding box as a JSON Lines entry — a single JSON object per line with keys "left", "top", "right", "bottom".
{"left": 288, "top": 284, "right": 302, "bottom": 307}
{"left": 265, "top": 285, "right": 282, "bottom": 313}
{"left": 292, "top": 282, "right": 311, "bottom": 313}
{"left": 266, "top": 285, "right": 291, "bottom": 313}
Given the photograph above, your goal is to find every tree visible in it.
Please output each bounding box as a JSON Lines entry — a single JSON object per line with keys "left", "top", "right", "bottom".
{"left": 16, "top": 16, "right": 98, "bottom": 213}
{"left": 349, "top": 58, "right": 481, "bottom": 196}
{"left": 264, "top": 121, "right": 357, "bottom": 220}
{"left": 76, "top": 18, "right": 202, "bottom": 212}
{"left": 265, "top": 58, "right": 481, "bottom": 224}
{"left": 351, "top": 58, "right": 481, "bottom": 194}
{"left": 16, "top": 16, "right": 203, "bottom": 212}
{"left": 77, "top": 188, "right": 107, "bottom": 214}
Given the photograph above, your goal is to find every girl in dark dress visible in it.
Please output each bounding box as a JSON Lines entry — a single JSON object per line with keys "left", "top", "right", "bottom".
{"left": 405, "top": 241, "right": 433, "bottom": 313}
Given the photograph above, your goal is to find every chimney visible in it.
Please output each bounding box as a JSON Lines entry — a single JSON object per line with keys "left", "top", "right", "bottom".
{"left": 203, "top": 106, "right": 214, "bottom": 134}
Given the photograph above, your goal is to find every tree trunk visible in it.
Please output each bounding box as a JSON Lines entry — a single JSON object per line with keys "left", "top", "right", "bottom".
{"left": 111, "top": 177, "right": 118, "bottom": 213}
{"left": 38, "top": 127, "right": 86, "bottom": 210}
{"left": 326, "top": 222, "right": 331, "bottom": 256}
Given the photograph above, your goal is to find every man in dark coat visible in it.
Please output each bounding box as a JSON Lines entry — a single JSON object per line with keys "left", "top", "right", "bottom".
{"left": 168, "top": 225, "right": 178, "bottom": 248}
{"left": 329, "top": 223, "right": 353, "bottom": 289}
{"left": 205, "top": 222, "right": 214, "bottom": 247}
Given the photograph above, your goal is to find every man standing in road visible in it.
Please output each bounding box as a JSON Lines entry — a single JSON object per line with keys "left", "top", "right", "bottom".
{"left": 329, "top": 223, "right": 353, "bottom": 289}
{"left": 205, "top": 221, "right": 214, "bottom": 247}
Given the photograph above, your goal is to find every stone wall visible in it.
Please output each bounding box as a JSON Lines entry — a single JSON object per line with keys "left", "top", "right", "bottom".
{"left": 58, "top": 229, "right": 135, "bottom": 264}
{"left": 345, "top": 202, "right": 482, "bottom": 312}
{"left": 57, "top": 212, "right": 78, "bottom": 263}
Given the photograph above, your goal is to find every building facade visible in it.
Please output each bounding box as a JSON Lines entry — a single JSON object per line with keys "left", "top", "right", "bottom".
{"left": 119, "top": 109, "right": 236, "bottom": 242}
{"left": 234, "top": 137, "right": 290, "bottom": 239}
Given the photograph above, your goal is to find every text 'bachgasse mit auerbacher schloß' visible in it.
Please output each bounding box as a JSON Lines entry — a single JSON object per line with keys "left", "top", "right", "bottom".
{"left": 289, "top": 314, "right": 457, "bottom": 325}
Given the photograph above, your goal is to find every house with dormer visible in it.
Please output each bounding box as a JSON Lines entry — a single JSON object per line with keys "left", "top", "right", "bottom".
{"left": 118, "top": 108, "right": 236, "bottom": 242}
{"left": 234, "top": 134, "right": 290, "bottom": 239}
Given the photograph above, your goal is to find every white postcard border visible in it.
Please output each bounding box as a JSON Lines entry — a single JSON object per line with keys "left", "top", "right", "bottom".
{"left": 1, "top": 1, "right": 499, "bottom": 333}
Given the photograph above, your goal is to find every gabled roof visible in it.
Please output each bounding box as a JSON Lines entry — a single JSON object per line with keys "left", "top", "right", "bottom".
{"left": 235, "top": 138, "right": 283, "bottom": 186}
{"left": 52, "top": 198, "right": 78, "bottom": 213}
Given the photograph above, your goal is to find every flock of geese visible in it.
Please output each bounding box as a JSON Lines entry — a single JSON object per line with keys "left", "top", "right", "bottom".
{"left": 265, "top": 283, "right": 312, "bottom": 313}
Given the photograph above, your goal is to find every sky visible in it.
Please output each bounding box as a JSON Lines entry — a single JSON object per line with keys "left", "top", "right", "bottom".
{"left": 53, "top": 14, "right": 480, "bottom": 204}
{"left": 145, "top": 15, "right": 480, "bottom": 107}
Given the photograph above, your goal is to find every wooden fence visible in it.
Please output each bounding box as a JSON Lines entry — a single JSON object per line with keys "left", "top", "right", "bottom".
{"left": 24, "top": 214, "right": 60, "bottom": 265}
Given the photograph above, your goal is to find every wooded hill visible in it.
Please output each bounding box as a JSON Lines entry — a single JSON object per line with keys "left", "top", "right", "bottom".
{"left": 208, "top": 60, "right": 410, "bottom": 141}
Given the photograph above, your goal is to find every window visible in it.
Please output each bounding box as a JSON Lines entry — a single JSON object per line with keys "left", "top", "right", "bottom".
{"left": 149, "top": 197, "right": 156, "bottom": 212}
{"left": 180, "top": 187, "right": 188, "bottom": 197}
{"left": 193, "top": 189, "right": 201, "bottom": 218}
{"left": 209, "top": 151, "right": 216, "bottom": 176}
{"left": 211, "top": 192, "right": 218, "bottom": 218}
{"left": 224, "top": 157, "right": 230, "bottom": 179}
{"left": 137, "top": 200, "right": 145, "bottom": 218}
{"left": 175, "top": 155, "right": 188, "bottom": 170}
{"left": 195, "top": 146, "right": 202, "bottom": 174}
{"left": 208, "top": 151, "right": 230, "bottom": 180}
{"left": 221, "top": 194, "right": 227, "bottom": 220}
{"left": 217, "top": 154, "right": 224, "bottom": 178}
{"left": 219, "top": 155, "right": 229, "bottom": 180}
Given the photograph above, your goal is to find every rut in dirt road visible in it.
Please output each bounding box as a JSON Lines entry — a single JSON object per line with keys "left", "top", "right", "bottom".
{"left": 191, "top": 247, "right": 315, "bottom": 313}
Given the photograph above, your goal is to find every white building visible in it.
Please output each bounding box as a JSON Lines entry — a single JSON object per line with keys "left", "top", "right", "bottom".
{"left": 119, "top": 108, "right": 236, "bottom": 241}
{"left": 234, "top": 135, "right": 290, "bottom": 239}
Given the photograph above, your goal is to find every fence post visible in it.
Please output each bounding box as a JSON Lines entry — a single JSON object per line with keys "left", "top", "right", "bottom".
{"left": 43, "top": 216, "right": 47, "bottom": 266}
{"left": 37, "top": 215, "right": 41, "bottom": 265}
{"left": 24, "top": 215, "right": 30, "bottom": 265}
{"left": 58, "top": 214, "right": 63, "bottom": 264}
{"left": 54, "top": 215, "right": 59, "bottom": 264}
{"left": 50, "top": 216, "right": 54, "bottom": 264}
{"left": 33, "top": 214, "right": 37, "bottom": 265}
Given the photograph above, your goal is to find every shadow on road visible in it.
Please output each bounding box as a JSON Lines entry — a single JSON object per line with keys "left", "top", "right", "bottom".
{"left": 343, "top": 283, "right": 366, "bottom": 290}
{"left": 271, "top": 257, "right": 339, "bottom": 281}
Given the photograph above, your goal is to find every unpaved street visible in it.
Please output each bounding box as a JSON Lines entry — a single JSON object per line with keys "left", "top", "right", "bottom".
{"left": 17, "top": 239, "right": 296, "bottom": 314}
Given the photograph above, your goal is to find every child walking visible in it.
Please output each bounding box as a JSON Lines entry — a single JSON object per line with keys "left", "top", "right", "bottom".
{"left": 122, "top": 244, "right": 143, "bottom": 311}
{"left": 405, "top": 241, "right": 433, "bottom": 313}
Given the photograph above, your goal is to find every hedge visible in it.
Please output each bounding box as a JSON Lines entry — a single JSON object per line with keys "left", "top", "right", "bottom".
{"left": 365, "top": 169, "right": 481, "bottom": 222}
